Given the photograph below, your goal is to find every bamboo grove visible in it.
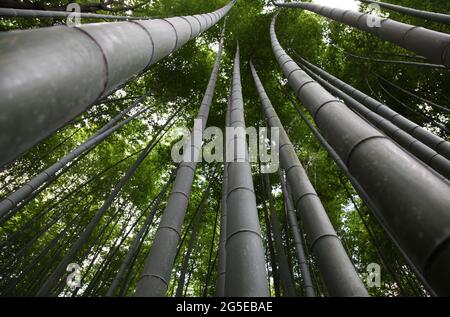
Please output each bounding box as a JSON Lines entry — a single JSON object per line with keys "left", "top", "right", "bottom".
{"left": 0, "top": 0, "right": 449, "bottom": 297}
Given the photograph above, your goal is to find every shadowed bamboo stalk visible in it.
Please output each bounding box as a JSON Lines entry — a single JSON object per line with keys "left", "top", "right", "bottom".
{"left": 0, "top": 177, "right": 111, "bottom": 276}
{"left": 270, "top": 14, "right": 450, "bottom": 296}
{"left": 282, "top": 88, "right": 431, "bottom": 296}
{"left": 0, "top": 0, "right": 236, "bottom": 166}
{"left": 0, "top": 147, "right": 144, "bottom": 248}
{"left": 339, "top": 178, "right": 408, "bottom": 297}
{"left": 223, "top": 45, "right": 269, "bottom": 297}
{"left": 215, "top": 86, "right": 232, "bottom": 297}
{"left": 82, "top": 208, "right": 139, "bottom": 296}
{"left": 298, "top": 63, "right": 450, "bottom": 179}
{"left": 298, "top": 57, "right": 450, "bottom": 161}
{"left": 250, "top": 60, "right": 368, "bottom": 297}
{"left": 134, "top": 23, "right": 226, "bottom": 297}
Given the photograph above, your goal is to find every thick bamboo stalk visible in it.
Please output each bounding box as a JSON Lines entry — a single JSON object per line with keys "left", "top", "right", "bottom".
{"left": 223, "top": 45, "right": 269, "bottom": 297}
{"left": 0, "top": 0, "right": 235, "bottom": 166}
{"left": 270, "top": 15, "right": 450, "bottom": 296}
{"left": 283, "top": 87, "right": 431, "bottom": 294}
{"left": 250, "top": 61, "right": 368, "bottom": 297}
{"left": 298, "top": 63, "right": 450, "bottom": 179}
{"left": 273, "top": 1, "right": 450, "bottom": 69}
{"left": 215, "top": 85, "right": 232, "bottom": 297}
{"left": 134, "top": 24, "right": 226, "bottom": 297}
{"left": 298, "top": 57, "right": 450, "bottom": 161}
{"left": 285, "top": 89, "right": 434, "bottom": 296}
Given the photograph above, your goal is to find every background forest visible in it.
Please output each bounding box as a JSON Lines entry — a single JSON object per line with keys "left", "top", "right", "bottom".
{"left": 0, "top": 0, "right": 449, "bottom": 297}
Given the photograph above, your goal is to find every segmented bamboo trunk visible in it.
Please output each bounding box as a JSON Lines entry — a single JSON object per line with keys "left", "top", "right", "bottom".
{"left": 273, "top": 1, "right": 450, "bottom": 69}
{"left": 298, "top": 63, "right": 450, "bottom": 179}
{"left": 270, "top": 15, "right": 450, "bottom": 296}
{"left": 285, "top": 91, "right": 428, "bottom": 296}
{"left": 281, "top": 66, "right": 435, "bottom": 296}
{"left": 134, "top": 24, "right": 226, "bottom": 297}
{"left": 250, "top": 61, "right": 368, "bottom": 297}
{"left": 298, "top": 57, "right": 450, "bottom": 161}
{"left": 0, "top": 0, "right": 236, "bottom": 167}
{"left": 360, "top": 0, "right": 450, "bottom": 25}
{"left": 223, "top": 45, "right": 269, "bottom": 297}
